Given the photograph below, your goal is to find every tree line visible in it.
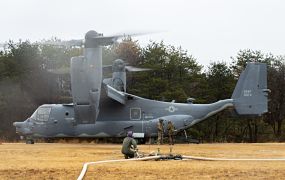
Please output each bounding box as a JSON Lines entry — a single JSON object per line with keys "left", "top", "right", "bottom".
{"left": 0, "top": 38, "right": 285, "bottom": 142}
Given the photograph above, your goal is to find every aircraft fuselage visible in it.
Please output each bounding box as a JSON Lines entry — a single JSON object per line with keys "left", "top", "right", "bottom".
{"left": 14, "top": 95, "right": 234, "bottom": 140}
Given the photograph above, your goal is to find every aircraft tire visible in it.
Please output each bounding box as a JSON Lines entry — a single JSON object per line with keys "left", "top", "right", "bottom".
{"left": 44, "top": 138, "right": 54, "bottom": 143}
{"left": 137, "top": 138, "right": 146, "bottom": 144}
{"left": 26, "top": 139, "right": 34, "bottom": 144}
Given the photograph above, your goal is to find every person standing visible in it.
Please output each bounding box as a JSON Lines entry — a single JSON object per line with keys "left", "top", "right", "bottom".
{"left": 167, "top": 120, "right": 175, "bottom": 145}
{"left": 121, "top": 131, "right": 138, "bottom": 159}
{"left": 157, "top": 119, "right": 164, "bottom": 145}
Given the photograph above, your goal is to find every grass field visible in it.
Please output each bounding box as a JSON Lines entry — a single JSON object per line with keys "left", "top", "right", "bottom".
{"left": 1, "top": 143, "right": 285, "bottom": 179}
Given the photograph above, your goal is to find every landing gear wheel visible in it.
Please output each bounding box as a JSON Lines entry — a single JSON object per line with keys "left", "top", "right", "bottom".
{"left": 135, "top": 138, "right": 146, "bottom": 144}
{"left": 44, "top": 138, "right": 54, "bottom": 143}
{"left": 26, "top": 139, "right": 34, "bottom": 144}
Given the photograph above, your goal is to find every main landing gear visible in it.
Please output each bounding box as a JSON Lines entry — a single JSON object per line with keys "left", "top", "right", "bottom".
{"left": 26, "top": 139, "right": 34, "bottom": 144}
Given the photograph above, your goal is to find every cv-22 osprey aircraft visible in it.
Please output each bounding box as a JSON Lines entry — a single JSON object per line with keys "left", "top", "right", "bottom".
{"left": 13, "top": 30, "right": 270, "bottom": 144}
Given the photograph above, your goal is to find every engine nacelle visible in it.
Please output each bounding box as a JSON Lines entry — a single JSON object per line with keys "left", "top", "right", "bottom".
{"left": 112, "top": 59, "right": 126, "bottom": 92}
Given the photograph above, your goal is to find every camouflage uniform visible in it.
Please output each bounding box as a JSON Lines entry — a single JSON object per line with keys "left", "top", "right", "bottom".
{"left": 157, "top": 119, "right": 164, "bottom": 145}
{"left": 121, "top": 136, "right": 137, "bottom": 159}
{"left": 167, "top": 121, "right": 175, "bottom": 145}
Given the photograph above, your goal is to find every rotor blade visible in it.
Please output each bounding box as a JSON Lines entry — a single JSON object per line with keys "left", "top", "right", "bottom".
{"left": 89, "top": 31, "right": 155, "bottom": 46}
{"left": 47, "top": 67, "right": 69, "bottom": 74}
{"left": 41, "top": 39, "right": 84, "bottom": 47}
{"left": 125, "top": 66, "right": 151, "bottom": 72}
{"left": 107, "top": 30, "right": 161, "bottom": 38}
{"left": 0, "top": 42, "right": 7, "bottom": 48}
{"left": 90, "top": 36, "right": 119, "bottom": 46}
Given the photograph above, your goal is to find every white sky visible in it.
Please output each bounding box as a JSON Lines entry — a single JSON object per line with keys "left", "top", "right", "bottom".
{"left": 1, "top": 0, "right": 285, "bottom": 67}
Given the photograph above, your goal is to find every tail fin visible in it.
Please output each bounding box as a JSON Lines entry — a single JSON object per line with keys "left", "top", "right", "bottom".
{"left": 231, "top": 63, "right": 270, "bottom": 116}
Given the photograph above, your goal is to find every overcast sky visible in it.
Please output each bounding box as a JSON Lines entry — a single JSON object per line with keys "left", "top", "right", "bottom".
{"left": 1, "top": 0, "right": 285, "bottom": 66}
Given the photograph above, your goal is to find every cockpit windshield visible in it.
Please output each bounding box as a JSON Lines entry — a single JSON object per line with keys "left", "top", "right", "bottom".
{"left": 30, "top": 107, "right": 52, "bottom": 123}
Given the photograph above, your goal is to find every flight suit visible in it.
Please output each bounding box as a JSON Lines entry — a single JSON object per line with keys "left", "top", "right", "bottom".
{"left": 157, "top": 120, "right": 164, "bottom": 145}
{"left": 167, "top": 121, "right": 175, "bottom": 145}
{"left": 121, "top": 136, "right": 137, "bottom": 159}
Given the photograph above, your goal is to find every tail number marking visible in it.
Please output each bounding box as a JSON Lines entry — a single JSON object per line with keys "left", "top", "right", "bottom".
{"left": 243, "top": 90, "right": 252, "bottom": 97}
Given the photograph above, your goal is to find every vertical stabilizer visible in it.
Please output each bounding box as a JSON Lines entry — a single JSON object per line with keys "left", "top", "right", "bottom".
{"left": 231, "top": 63, "right": 269, "bottom": 116}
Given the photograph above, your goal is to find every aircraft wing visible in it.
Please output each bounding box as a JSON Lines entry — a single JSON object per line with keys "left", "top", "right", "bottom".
{"left": 106, "top": 85, "right": 126, "bottom": 104}
{"left": 102, "top": 78, "right": 126, "bottom": 104}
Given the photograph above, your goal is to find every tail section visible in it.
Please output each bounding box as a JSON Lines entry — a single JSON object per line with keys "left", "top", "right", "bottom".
{"left": 231, "top": 63, "right": 269, "bottom": 116}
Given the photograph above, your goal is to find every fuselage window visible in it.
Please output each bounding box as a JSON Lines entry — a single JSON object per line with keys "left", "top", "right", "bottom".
{"left": 36, "top": 107, "right": 52, "bottom": 122}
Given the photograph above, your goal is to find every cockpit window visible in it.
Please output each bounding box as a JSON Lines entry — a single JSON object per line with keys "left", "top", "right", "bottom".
{"left": 30, "top": 110, "right": 37, "bottom": 121}
{"left": 37, "top": 107, "right": 51, "bottom": 122}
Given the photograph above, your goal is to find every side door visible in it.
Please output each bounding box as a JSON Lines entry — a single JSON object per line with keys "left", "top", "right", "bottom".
{"left": 129, "top": 107, "right": 144, "bottom": 138}
{"left": 46, "top": 106, "right": 75, "bottom": 137}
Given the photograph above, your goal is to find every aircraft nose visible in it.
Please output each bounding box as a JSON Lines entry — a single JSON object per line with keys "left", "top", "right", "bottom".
{"left": 13, "top": 122, "right": 23, "bottom": 128}
{"left": 13, "top": 121, "right": 33, "bottom": 135}
{"left": 13, "top": 122, "right": 25, "bottom": 134}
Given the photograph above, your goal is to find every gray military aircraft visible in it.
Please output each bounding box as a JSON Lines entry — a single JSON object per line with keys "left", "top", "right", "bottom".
{"left": 13, "top": 30, "right": 269, "bottom": 144}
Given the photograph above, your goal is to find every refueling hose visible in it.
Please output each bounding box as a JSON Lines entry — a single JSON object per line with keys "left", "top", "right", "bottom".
{"left": 77, "top": 155, "right": 285, "bottom": 180}
{"left": 182, "top": 155, "right": 285, "bottom": 161}
{"left": 77, "top": 156, "right": 160, "bottom": 180}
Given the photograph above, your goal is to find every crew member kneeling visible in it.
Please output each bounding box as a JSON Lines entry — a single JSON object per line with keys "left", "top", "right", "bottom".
{"left": 121, "top": 131, "right": 138, "bottom": 159}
